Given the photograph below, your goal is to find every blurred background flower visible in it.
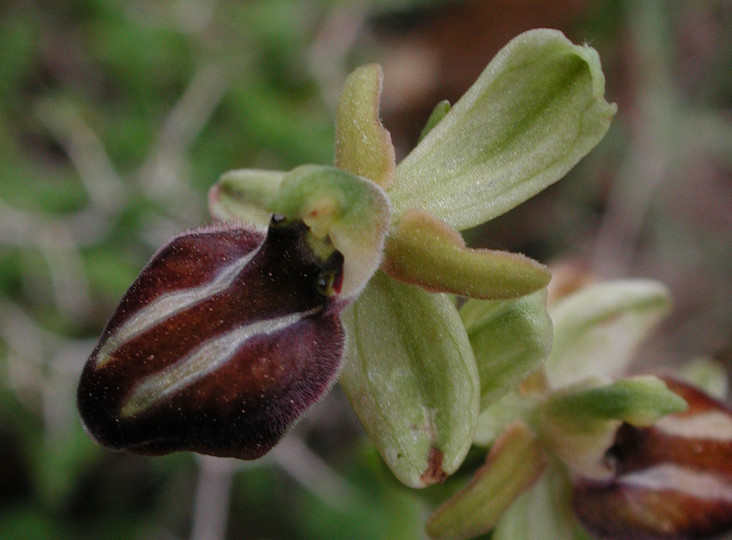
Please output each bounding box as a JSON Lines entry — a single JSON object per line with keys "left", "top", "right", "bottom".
{"left": 0, "top": 1, "right": 729, "bottom": 538}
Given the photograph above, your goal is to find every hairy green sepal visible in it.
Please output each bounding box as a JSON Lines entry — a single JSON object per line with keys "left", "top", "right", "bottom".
{"left": 339, "top": 272, "right": 480, "bottom": 488}
{"left": 389, "top": 29, "right": 617, "bottom": 231}
{"left": 545, "top": 280, "right": 671, "bottom": 388}
{"left": 461, "top": 289, "right": 552, "bottom": 409}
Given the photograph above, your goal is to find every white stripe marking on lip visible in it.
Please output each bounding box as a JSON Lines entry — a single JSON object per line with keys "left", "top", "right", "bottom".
{"left": 654, "top": 411, "right": 732, "bottom": 442}
{"left": 95, "top": 243, "right": 262, "bottom": 369}
{"left": 619, "top": 463, "right": 732, "bottom": 503}
{"left": 120, "top": 307, "right": 319, "bottom": 417}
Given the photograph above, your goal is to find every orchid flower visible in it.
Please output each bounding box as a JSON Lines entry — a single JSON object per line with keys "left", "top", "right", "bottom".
{"left": 426, "top": 276, "right": 732, "bottom": 539}
{"left": 77, "top": 29, "right": 616, "bottom": 489}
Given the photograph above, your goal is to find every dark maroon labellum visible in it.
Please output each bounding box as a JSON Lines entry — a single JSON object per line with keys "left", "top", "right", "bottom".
{"left": 573, "top": 377, "right": 732, "bottom": 540}
{"left": 77, "top": 217, "right": 345, "bottom": 460}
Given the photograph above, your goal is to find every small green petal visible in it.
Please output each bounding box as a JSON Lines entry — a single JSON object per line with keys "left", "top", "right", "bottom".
{"left": 534, "top": 376, "right": 688, "bottom": 478}
{"left": 382, "top": 209, "right": 550, "bottom": 299}
{"left": 426, "top": 422, "right": 547, "bottom": 539}
{"left": 460, "top": 289, "right": 553, "bottom": 409}
{"left": 271, "top": 165, "right": 391, "bottom": 299}
{"left": 389, "top": 29, "right": 616, "bottom": 231}
{"left": 335, "top": 64, "right": 396, "bottom": 189}
{"left": 208, "top": 168, "right": 285, "bottom": 227}
{"left": 339, "top": 272, "right": 480, "bottom": 488}
{"left": 542, "top": 376, "right": 688, "bottom": 426}
{"left": 494, "top": 462, "right": 592, "bottom": 540}
{"left": 418, "top": 99, "right": 450, "bottom": 142}
{"left": 545, "top": 280, "right": 671, "bottom": 389}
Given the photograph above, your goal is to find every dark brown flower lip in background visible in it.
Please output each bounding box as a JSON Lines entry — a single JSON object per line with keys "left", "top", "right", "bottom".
{"left": 77, "top": 218, "right": 346, "bottom": 460}
{"left": 573, "top": 377, "right": 732, "bottom": 540}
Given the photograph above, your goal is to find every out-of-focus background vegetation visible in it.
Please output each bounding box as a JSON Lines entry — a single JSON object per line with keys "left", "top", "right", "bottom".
{"left": 0, "top": 1, "right": 729, "bottom": 538}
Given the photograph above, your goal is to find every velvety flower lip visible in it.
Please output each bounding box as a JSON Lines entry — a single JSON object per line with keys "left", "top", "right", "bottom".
{"left": 572, "top": 376, "right": 732, "bottom": 540}
{"left": 77, "top": 217, "right": 346, "bottom": 459}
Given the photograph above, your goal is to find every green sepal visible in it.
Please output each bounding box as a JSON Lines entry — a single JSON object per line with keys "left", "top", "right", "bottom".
{"left": 389, "top": 29, "right": 616, "bottom": 231}
{"left": 460, "top": 289, "right": 552, "bottom": 409}
{"left": 335, "top": 63, "right": 396, "bottom": 189}
{"left": 426, "top": 422, "right": 547, "bottom": 539}
{"left": 339, "top": 272, "right": 480, "bottom": 488}
{"left": 208, "top": 168, "right": 285, "bottom": 228}
{"left": 382, "top": 209, "right": 550, "bottom": 299}
{"left": 545, "top": 280, "right": 671, "bottom": 388}
{"left": 533, "top": 376, "right": 688, "bottom": 478}
{"left": 418, "top": 99, "right": 450, "bottom": 142}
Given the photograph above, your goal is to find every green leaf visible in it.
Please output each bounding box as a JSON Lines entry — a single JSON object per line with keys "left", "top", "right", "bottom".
{"left": 208, "top": 168, "right": 285, "bottom": 227}
{"left": 335, "top": 64, "right": 396, "bottom": 189}
{"left": 339, "top": 272, "right": 480, "bottom": 488}
{"left": 534, "top": 376, "right": 687, "bottom": 478}
{"left": 461, "top": 289, "right": 553, "bottom": 409}
{"left": 382, "top": 209, "right": 550, "bottom": 299}
{"left": 493, "top": 462, "right": 592, "bottom": 540}
{"left": 545, "top": 280, "right": 671, "bottom": 388}
{"left": 426, "top": 422, "right": 547, "bottom": 539}
{"left": 389, "top": 29, "right": 616, "bottom": 231}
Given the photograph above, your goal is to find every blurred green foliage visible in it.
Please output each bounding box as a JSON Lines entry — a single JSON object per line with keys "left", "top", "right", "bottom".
{"left": 0, "top": 1, "right": 729, "bottom": 539}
